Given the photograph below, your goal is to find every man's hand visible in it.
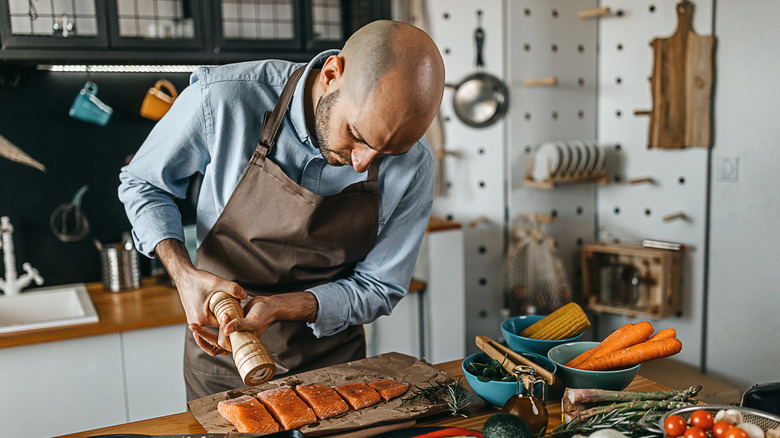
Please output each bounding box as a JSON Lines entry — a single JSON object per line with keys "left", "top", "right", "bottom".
{"left": 219, "top": 292, "right": 319, "bottom": 348}
{"left": 155, "top": 238, "right": 247, "bottom": 356}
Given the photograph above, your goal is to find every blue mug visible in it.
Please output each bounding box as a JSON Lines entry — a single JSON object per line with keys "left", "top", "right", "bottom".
{"left": 69, "top": 82, "right": 113, "bottom": 126}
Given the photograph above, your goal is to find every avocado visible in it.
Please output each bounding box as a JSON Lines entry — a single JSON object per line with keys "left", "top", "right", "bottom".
{"left": 482, "top": 412, "right": 536, "bottom": 438}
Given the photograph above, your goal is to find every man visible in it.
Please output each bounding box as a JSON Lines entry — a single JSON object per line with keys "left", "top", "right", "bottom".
{"left": 118, "top": 20, "right": 445, "bottom": 401}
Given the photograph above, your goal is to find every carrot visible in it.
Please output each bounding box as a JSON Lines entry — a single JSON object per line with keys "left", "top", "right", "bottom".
{"left": 579, "top": 337, "right": 683, "bottom": 371}
{"left": 565, "top": 323, "right": 633, "bottom": 368}
{"left": 576, "top": 321, "right": 655, "bottom": 370}
{"left": 647, "top": 328, "right": 676, "bottom": 342}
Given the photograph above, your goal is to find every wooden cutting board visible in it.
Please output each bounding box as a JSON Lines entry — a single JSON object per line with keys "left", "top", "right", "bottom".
{"left": 188, "top": 352, "right": 474, "bottom": 437}
{"left": 648, "top": 0, "right": 714, "bottom": 149}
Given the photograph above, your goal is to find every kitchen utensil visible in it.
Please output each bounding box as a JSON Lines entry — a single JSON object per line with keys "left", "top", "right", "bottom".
{"left": 475, "top": 335, "right": 555, "bottom": 386}
{"left": 449, "top": 10, "right": 509, "bottom": 128}
{"left": 87, "top": 433, "right": 304, "bottom": 438}
{"left": 208, "top": 291, "right": 276, "bottom": 386}
{"left": 100, "top": 236, "right": 141, "bottom": 292}
{"left": 69, "top": 81, "right": 113, "bottom": 126}
{"left": 140, "top": 79, "right": 178, "bottom": 121}
{"left": 648, "top": 0, "right": 713, "bottom": 148}
{"left": 0, "top": 133, "right": 46, "bottom": 172}
{"left": 50, "top": 184, "right": 90, "bottom": 242}
{"left": 547, "top": 341, "right": 641, "bottom": 391}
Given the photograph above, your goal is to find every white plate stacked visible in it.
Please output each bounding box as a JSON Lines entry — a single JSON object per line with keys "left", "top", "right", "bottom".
{"left": 531, "top": 140, "right": 606, "bottom": 182}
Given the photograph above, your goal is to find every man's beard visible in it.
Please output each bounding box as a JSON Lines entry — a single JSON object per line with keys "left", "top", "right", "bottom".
{"left": 314, "top": 89, "right": 350, "bottom": 166}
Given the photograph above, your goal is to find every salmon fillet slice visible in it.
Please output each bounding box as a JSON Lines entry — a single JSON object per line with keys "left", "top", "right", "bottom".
{"left": 217, "top": 395, "right": 281, "bottom": 433}
{"left": 367, "top": 379, "right": 410, "bottom": 402}
{"left": 295, "top": 384, "right": 350, "bottom": 420}
{"left": 257, "top": 387, "right": 318, "bottom": 431}
{"left": 334, "top": 382, "right": 381, "bottom": 410}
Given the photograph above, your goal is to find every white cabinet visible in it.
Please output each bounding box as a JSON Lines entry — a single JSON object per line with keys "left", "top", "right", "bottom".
{"left": 0, "top": 333, "right": 126, "bottom": 438}
{"left": 368, "top": 224, "right": 466, "bottom": 364}
{"left": 122, "top": 325, "right": 187, "bottom": 422}
{"left": 0, "top": 325, "right": 186, "bottom": 438}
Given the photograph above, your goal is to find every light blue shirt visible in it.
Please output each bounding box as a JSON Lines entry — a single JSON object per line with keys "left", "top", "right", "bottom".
{"left": 118, "top": 50, "right": 435, "bottom": 338}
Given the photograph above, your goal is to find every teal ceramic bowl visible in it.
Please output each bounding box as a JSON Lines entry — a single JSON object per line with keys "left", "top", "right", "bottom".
{"left": 547, "top": 341, "right": 640, "bottom": 390}
{"left": 462, "top": 351, "right": 557, "bottom": 408}
{"left": 501, "top": 315, "right": 584, "bottom": 356}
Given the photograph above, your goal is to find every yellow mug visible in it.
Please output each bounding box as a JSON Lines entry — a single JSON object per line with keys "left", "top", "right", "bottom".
{"left": 140, "top": 80, "right": 178, "bottom": 121}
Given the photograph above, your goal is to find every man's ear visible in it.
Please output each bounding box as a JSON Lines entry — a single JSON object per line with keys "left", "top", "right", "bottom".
{"left": 319, "top": 55, "right": 344, "bottom": 91}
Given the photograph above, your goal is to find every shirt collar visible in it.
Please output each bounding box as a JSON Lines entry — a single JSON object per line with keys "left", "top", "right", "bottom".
{"left": 290, "top": 49, "right": 340, "bottom": 146}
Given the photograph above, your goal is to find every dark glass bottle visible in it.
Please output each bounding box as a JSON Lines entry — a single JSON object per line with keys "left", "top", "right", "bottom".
{"left": 501, "top": 366, "right": 548, "bottom": 435}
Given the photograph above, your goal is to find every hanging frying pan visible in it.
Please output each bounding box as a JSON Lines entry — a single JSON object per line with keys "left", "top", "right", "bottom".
{"left": 448, "top": 11, "right": 509, "bottom": 128}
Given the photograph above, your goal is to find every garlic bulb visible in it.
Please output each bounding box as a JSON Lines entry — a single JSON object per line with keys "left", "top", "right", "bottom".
{"left": 715, "top": 409, "right": 744, "bottom": 425}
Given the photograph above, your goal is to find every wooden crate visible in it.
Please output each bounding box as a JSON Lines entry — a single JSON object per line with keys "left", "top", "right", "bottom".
{"left": 581, "top": 243, "right": 682, "bottom": 319}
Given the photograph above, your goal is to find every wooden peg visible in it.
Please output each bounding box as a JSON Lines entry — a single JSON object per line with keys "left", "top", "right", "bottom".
{"left": 662, "top": 211, "right": 689, "bottom": 222}
{"left": 523, "top": 76, "right": 558, "bottom": 87}
{"left": 208, "top": 291, "right": 276, "bottom": 386}
{"left": 469, "top": 216, "right": 488, "bottom": 228}
{"left": 525, "top": 212, "right": 554, "bottom": 224}
{"left": 628, "top": 177, "right": 656, "bottom": 185}
{"left": 578, "top": 7, "right": 611, "bottom": 19}
{"left": 634, "top": 109, "right": 651, "bottom": 116}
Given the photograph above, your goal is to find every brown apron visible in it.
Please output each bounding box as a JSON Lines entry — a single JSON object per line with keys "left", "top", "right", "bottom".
{"left": 184, "top": 67, "right": 380, "bottom": 400}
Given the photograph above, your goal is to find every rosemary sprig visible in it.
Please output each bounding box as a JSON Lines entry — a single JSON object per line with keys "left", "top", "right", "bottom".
{"left": 400, "top": 377, "right": 469, "bottom": 417}
{"left": 552, "top": 403, "right": 695, "bottom": 438}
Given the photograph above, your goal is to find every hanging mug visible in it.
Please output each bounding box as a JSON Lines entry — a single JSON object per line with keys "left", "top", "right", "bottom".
{"left": 140, "top": 79, "right": 178, "bottom": 121}
{"left": 69, "top": 81, "right": 113, "bottom": 126}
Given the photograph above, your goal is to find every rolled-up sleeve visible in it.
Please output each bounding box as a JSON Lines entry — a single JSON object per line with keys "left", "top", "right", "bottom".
{"left": 307, "top": 145, "right": 435, "bottom": 337}
{"left": 118, "top": 75, "right": 211, "bottom": 257}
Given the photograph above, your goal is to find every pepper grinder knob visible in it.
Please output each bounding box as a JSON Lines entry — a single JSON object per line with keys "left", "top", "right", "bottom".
{"left": 208, "top": 291, "right": 276, "bottom": 386}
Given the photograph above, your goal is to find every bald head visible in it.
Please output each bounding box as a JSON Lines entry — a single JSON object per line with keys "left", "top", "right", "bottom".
{"left": 339, "top": 20, "right": 445, "bottom": 136}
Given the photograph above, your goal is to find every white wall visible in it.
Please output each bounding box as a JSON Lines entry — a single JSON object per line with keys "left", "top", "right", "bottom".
{"left": 706, "top": 0, "right": 780, "bottom": 387}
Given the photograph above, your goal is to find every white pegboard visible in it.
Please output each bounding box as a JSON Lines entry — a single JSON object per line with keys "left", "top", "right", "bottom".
{"left": 596, "top": 0, "right": 713, "bottom": 368}
{"left": 507, "top": 0, "right": 600, "bottom": 306}
{"left": 426, "top": 0, "right": 507, "bottom": 353}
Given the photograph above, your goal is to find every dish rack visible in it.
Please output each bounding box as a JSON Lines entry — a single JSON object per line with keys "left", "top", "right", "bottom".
{"left": 524, "top": 140, "right": 609, "bottom": 190}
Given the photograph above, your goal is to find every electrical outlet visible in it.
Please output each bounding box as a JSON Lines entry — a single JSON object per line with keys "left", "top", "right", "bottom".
{"left": 715, "top": 154, "right": 739, "bottom": 182}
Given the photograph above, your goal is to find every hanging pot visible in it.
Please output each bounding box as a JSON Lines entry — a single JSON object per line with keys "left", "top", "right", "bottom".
{"left": 448, "top": 13, "right": 509, "bottom": 128}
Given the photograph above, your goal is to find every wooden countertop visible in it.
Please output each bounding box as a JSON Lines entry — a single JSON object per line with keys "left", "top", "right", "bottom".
{"left": 0, "top": 278, "right": 186, "bottom": 349}
{"left": 56, "top": 359, "right": 669, "bottom": 438}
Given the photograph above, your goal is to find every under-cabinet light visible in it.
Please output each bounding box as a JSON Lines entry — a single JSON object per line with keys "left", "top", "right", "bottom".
{"left": 38, "top": 64, "right": 212, "bottom": 73}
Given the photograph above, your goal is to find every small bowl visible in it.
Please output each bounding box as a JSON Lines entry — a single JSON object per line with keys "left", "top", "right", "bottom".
{"left": 501, "top": 315, "right": 584, "bottom": 356}
{"left": 547, "top": 341, "right": 640, "bottom": 390}
{"left": 462, "top": 351, "right": 557, "bottom": 408}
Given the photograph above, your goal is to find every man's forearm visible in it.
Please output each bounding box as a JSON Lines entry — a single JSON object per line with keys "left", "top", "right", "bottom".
{"left": 154, "top": 238, "right": 196, "bottom": 284}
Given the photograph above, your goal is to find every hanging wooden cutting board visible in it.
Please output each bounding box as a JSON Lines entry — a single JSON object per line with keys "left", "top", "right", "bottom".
{"left": 648, "top": 0, "right": 714, "bottom": 149}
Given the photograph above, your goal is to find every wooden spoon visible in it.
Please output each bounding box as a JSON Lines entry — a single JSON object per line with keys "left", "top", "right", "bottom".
{"left": 475, "top": 335, "right": 556, "bottom": 385}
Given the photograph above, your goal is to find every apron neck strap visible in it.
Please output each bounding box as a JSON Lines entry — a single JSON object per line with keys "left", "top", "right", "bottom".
{"left": 257, "top": 66, "right": 306, "bottom": 157}
{"left": 366, "top": 158, "right": 380, "bottom": 182}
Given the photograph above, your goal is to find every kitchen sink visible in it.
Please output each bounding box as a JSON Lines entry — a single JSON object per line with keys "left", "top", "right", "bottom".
{"left": 0, "top": 283, "right": 98, "bottom": 334}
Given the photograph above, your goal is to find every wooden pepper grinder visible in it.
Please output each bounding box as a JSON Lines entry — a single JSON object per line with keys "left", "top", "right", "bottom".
{"left": 208, "top": 291, "right": 276, "bottom": 386}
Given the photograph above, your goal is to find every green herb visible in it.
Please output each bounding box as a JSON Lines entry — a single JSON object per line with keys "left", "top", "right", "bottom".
{"left": 401, "top": 377, "right": 469, "bottom": 417}
{"left": 552, "top": 401, "right": 696, "bottom": 438}
{"left": 466, "top": 356, "right": 516, "bottom": 382}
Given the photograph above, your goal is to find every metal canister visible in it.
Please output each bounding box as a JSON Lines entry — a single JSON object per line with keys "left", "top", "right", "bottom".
{"left": 101, "top": 241, "right": 140, "bottom": 292}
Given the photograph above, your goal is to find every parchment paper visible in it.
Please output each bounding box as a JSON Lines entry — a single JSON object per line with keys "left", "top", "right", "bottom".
{"left": 189, "top": 352, "right": 463, "bottom": 436}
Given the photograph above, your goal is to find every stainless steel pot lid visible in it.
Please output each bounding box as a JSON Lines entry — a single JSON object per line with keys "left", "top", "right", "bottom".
{"left": 452, "top": 74, "right": 508, "bottom": 128}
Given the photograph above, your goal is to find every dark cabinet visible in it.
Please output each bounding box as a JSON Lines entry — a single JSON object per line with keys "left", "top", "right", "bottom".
{"left": 0, "top": 0, "right": 388, "bottom": 64}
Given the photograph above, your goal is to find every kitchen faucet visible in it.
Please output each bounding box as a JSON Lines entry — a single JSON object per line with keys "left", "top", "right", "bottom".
{"left": 0, "top": 216, "right": 43, "bottom": 296}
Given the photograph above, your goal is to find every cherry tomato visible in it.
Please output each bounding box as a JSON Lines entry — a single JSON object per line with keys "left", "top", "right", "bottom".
{"left": 726, "top": 426, "right": 750, "bottom": 438}
{"left": 713, "top": 421, "right": 734, "bottom": 438}
{"left": 664, "top": 414, "right": 688, "bottom": 437}
{"left": 684, "top": 426, "right": 708, "bottom": 438}
{"left": 690, "top": 410, "right": 715, "bottom": 430}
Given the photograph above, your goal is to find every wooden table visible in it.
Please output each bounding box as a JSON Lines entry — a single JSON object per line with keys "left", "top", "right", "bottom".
{"left": 57, "top": 360, "right": 669, "bottom": 437}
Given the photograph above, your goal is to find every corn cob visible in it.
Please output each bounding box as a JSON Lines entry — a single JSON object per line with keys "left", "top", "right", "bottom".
{"left": 520, "top": 302, "right": 590, "bottom": 340}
